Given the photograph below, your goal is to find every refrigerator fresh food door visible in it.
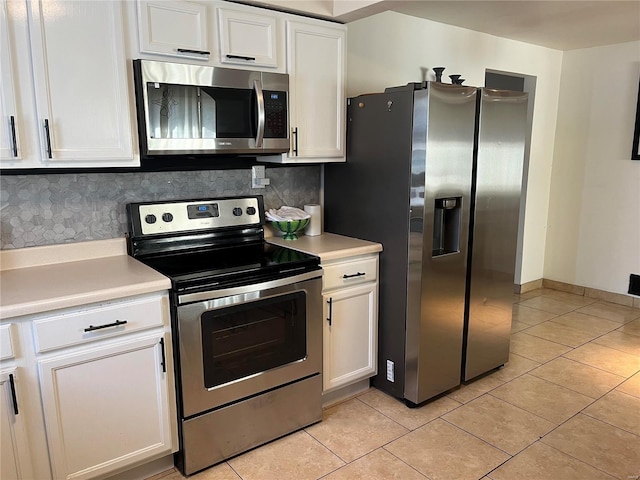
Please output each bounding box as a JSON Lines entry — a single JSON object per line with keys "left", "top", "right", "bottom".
{"left": 463, "top": 88, "right": 528, "bottom": 381}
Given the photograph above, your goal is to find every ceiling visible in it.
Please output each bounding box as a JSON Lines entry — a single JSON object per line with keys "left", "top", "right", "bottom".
{"left": 335, "top": 0, "right": 640, "bottom": 51}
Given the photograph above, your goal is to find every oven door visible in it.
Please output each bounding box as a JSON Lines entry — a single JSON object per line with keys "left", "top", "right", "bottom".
{"left": 177, "top": 271, "right": 322, "bottom": 418}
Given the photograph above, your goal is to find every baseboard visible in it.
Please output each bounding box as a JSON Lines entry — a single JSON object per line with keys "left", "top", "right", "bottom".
{"left": 541, "top": 279, "right": 585, "bottom": 295}
{"left": 517, "top": 278, "right": 640, "bottom": 309}
{"left": 515, "top": 279, "right": 543, "bottom": 294}
{"left": 322, "top": 379, "right": 371, "bottom": 409}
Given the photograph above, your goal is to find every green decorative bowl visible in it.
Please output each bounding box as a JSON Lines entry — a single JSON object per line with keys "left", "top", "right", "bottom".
{"left": 270, "top": 219, "right": 310, "bottom": 240}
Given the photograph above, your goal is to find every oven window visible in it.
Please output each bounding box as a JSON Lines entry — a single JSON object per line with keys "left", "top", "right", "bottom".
{"left": 201, "top": 291, "right": 306, "bottom": 388}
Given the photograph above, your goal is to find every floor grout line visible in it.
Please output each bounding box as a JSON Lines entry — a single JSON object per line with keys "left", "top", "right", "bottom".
{"left": 153, "top": 289, "right": 640, "bottom": 480}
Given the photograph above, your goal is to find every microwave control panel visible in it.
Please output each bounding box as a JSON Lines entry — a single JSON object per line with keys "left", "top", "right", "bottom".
{"left": 264, "top": 91, "right": 287, "bottom": 139}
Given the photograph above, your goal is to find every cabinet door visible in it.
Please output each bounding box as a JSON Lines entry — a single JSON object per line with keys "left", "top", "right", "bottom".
{"left": 0, "top": 0, "right": 19, "bottom": 162}
{"left": 38, "top": 333, "right": 175, "bottom": 480}
{"left": 286, "top": 21, "right": 346, "bottom": 160}
{"left": 28, "top": 0, "right": 134, "bottom": 165}
{"left": 323, "top": 283, "right": 378, "bottom": 392}
{"left": 0, "top": 369, "right": 33, "bottom": 480}
{"left": 137, "top": 0, "right": 210, "bottom": 60}
{"left": 217, "top": 7, "right": 282, "bottom": 69}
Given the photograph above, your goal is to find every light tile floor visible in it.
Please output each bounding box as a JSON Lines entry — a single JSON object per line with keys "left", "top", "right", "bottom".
{"left": 150, "top": 288, "right": 640, "bottom": 480}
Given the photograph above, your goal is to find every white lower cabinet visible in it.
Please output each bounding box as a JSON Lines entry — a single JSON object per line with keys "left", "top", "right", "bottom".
{"left": 0, "top": 368, "right": 33, "bottom": 480}
{"left": 38, "top": 333, "right": 175, "bottom": 480}
{"left": 0, "top": 322, "right": 34, "bottom": 480}
{"left": 1, "top": 292, "right": 177, "bottom": 480}
{"left": 322, "top": 254, "right": 378, "bottom": 392}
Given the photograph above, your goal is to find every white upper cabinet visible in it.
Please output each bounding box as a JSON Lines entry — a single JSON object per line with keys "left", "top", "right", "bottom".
{"left": 133, "top": 0, "right": 285, "bottom": 72}
{"left": 0, "top": 0, "right": 39, "bottom": 168}
{"left": 2, "top": 0, "right": 136, "bottom": 169}
{"left": 27, "top": 0, "right": 135, "bottom": 166}
{"left": 0, "top": 1, "right": 19, "bottom": 161}
{"left": 262, "top": 19, "right": 346, "bottom": 164}
{"left": 216, "top": 6, "right": 283, "bottom": 70}
{"left": 137, "top": 0, "right": 210, "bottom": 60}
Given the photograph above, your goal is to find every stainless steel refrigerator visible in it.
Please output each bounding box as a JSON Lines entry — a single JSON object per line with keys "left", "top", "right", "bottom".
{"left": 324, "top": 81, "right": 527, "bottom": 405}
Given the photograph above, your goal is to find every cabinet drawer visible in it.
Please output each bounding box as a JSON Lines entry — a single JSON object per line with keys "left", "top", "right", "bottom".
{"left": 33, "top": 295, "right": 167, "bottom": 353}
{"left": 322, "top": 256, "right": 378, "bottom": 291}
{"left": 0, "top": 324, "right": 15, "bottom": 361}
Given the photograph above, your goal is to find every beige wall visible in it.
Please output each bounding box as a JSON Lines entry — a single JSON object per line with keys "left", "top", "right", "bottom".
{"left": 545, "top": 41, "right": 640, "bottom": 294}
{"left": 346, "top": 11, "right": 563, "bottom": 284}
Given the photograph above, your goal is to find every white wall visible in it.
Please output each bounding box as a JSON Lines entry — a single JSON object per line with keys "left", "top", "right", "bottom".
{"left": 545, "top": 41, "right": 640, "bottom": 294}
{"left": 346, "top": 11, "right": 563, "bottom": 284}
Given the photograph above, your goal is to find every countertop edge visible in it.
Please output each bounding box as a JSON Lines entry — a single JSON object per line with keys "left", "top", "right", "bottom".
{"left": 0, "top": 278, "right": 171, "bottom": 321}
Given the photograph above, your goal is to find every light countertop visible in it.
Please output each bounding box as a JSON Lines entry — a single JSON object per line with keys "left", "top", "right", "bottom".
{"left": 267, "top": 232, "right": 382, "bottom": 262}
{"left": 1, "top": 233, "right": 381, "bottom": 319}
{"left": 0, "top": 239, "right": 170, "bottom": 320}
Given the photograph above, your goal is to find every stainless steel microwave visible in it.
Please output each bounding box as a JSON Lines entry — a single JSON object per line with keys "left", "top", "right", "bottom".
{"left": 132, "top": 60, "right": 289, "bottom": 156}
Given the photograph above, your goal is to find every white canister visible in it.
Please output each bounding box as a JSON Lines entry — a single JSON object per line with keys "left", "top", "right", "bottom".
{"left": 303, "top": 204, "right": 322, "bottom": 236}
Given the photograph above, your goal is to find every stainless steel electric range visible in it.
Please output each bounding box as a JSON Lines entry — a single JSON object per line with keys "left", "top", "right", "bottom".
{"left": 126, "top": 195, "right": 322, "bottom": 476}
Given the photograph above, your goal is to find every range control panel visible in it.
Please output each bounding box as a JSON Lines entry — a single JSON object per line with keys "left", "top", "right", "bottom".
{"left": 132, "top": 197, "right": 262, "bottom": 236}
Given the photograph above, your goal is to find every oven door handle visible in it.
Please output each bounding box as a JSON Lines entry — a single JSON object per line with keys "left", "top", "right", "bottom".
{"left": 178, "top": 269, "right": 322, "bottom": 304}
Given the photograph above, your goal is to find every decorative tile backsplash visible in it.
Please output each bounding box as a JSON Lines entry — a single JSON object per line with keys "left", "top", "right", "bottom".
{"left": 0, "top": 167, "right": 320, "bottom": 249}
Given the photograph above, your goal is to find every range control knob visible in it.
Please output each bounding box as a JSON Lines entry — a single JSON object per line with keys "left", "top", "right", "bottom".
{"left": 144, "top": 214, "right": 157, "bottom": 224}
{"left": 162, "top": 212, "right": 173, "bottom": 222}
{"left": 232, "top": 207, "right": 243, "bottom": 216}
{"left": 246, "top": 206, "right": 256, "bottom": 216}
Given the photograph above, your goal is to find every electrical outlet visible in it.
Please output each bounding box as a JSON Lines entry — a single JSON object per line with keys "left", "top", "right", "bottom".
{"left": 386, "top": 360, "right": 394, "bottom": 382}
{"left": 251, "top": 165, "right": 270, "bottom": 188}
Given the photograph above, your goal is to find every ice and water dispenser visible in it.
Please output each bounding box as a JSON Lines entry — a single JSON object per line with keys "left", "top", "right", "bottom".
{"left": 432, "top": 197, "right": 462, "bottom": 256}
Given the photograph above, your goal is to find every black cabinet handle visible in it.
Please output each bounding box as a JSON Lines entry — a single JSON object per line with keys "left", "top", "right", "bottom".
{"left": 9, "top": 374, "right": 18, "bottom": 415}
{"left": 9, "top": 116, "right": 17, "bottom": 157}
{"left": 159, "top": 337, "right": 166, "bottom": 373}
{"left": 43, "top": 118, "right": 52, "bottom": 158}
{"left": 176, "top": 48, "right": 210, "bottom": 55}
{"left": 292, "top": 127, "right": 298, "bottom": 156}
{"left": 226, "top": 54, "right": 255, "bottom": 61}
{"left": 343, "top": 272, "right": 366, "bottom": 279}
{"left": 327, "top": 297, "right": 333, "bottom": 326}
{"left": 84, "top": 319, "right": 127, "bottom": 332}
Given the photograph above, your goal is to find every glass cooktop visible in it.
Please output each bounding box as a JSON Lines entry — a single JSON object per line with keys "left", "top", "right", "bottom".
{"left": 139, "top": 241, "right": 320, "bottom": 291}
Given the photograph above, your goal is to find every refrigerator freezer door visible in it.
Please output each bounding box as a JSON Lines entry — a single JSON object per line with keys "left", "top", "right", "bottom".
{"left": 464, "top": 88, "right": 528, "bottom": 381}
{"left": 404, "top": 83, "right": 477, "bottom": 405}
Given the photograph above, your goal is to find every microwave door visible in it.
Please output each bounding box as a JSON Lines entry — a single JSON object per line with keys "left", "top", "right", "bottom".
{"left": 146, "top": 84, "right": 214, "bottom": 141}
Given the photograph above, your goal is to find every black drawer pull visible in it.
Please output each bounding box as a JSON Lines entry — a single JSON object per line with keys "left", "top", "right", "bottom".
{"left": 292, "top": 127, "right": 298, "bottom": 156}
{"left": 43, "top": 118, "right": 52, "bottom": 158}
{"left": 9, "top": 116, "right": 18, "bottom": 157}
{"left": 327, "top": 298, "right": 333, "bottom": 326}
{"left": 226, "top": 54, "right": 256, "bottom": 61}
{"left": 84, "top": 320, "right": 128, "bottom": 332}
{"left": 9, "top": 374, "right": 18, "bottom": 415}
{"left": 159, "top": 338, "right": 166, "bottom": 373}
{"left": 343, "top": 272, "right": 366, "bottom": 279}
{"left": 176, "top": 48, "right": 210, "bottom": 55}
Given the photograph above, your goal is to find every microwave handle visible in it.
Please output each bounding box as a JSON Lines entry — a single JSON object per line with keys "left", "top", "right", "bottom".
{"left": 254, "top": 80, "right": 264, "bottom": 148}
